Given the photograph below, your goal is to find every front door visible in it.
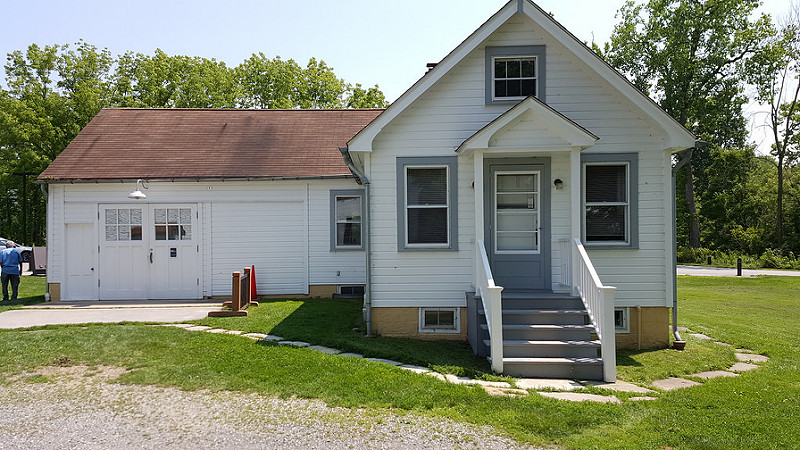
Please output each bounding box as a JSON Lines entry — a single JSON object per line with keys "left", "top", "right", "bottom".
{"left": 99, "top": 204, "right": 200, "bottom": 300}
{"left": 486, "top": 160, "right": 550, "bottom": 291}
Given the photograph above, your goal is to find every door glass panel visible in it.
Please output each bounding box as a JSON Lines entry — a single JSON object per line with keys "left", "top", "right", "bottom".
{"left": 155, "top": 225, "right": 167, "bottom": 241}
{"left": 167, "top": 209, "right": 179, "bottom": 224}
{"left": 154, "top": 208, "right": 167, "bottom": 224}
{"left": 495, "top": 172, "right": 539, "bottom": 253}
{"left": 105, "top": 226, "right": 118, "bottom": 241}
{"left": 497, "top": 232, "right": 538, "bottom": 251}
{"left": 154, "top": 207, "right": 192, "bottom": 241}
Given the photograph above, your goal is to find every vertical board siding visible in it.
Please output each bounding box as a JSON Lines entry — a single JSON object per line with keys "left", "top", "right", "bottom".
{"left": 51, "top": 179, "right": 367, "bottom": 298}
{"left": 211, "top": 201, "right": 307, "bottom": 296}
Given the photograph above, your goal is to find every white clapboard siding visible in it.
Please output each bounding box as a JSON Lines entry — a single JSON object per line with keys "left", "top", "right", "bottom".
{"left": 307, "top": 181, "right": 366, "bottom": 285}
{"left": 363, "top": 11, "right": 676, "bottom": 309}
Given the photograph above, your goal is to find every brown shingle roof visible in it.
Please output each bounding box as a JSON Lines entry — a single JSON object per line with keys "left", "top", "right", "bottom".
{"left": 38, "top": 108, "right": 383, "bottom": 182}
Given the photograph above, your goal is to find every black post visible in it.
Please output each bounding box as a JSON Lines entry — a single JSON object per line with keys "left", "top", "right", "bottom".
{"left": 707, "top": 256, "right": 712, "bottom": 265}
{"left": 12, "top": 172, "right": 37, "bottom": 245}
{"left": 737, "top": 258, "right": 742, "bottom": 277}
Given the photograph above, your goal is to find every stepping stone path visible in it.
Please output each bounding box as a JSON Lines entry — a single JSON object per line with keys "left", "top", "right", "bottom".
{"left": 161, "top": 323, "right": 770, "bottom": 404}
{"left": 652, "top": 377, "right": 702, "bottom": 391}
{"left": 540, "top": 392, "right": 621, "bottom": 404}
{"left": 648, "top": 329, "right": 770, "bottom": 391}
{"left": 691, "top": 370, "right": 739, "bottom": 380}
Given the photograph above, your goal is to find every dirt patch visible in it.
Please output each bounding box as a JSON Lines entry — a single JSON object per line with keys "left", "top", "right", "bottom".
{"left": 0, "top": 366, "right": 535, "bottom": 449}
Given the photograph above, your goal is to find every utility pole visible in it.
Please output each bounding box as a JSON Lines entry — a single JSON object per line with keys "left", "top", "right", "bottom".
{"left": 12, "top": 172, "right": 37, "bottom": 245}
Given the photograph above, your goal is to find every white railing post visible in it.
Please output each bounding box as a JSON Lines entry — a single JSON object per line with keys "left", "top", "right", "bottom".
{"left": 476, "top": 240, "right": 504, "bottom": 374}
{"left": 572, "top": 238, "right": 617, "bottom": 382}
{"left": 600, "top": 287, "right": 616, "bottom": 381}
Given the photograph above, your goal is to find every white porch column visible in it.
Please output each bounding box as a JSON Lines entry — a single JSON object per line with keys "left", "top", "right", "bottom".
{"left": 570, "top": 148, "right": 581, "bottom": 295}
{"left": 473, "top": 150, "right": 484, "bottom": 289}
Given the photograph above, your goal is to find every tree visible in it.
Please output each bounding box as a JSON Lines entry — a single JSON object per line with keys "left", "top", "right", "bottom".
{"left": 235, "top": 54, "right": 387, "bottom": 109}
{"left": 745, "top": 4, "right": 800, "bottom": 247}
{"left": 603, "top": 0, "right": 773, "bottom": 248}
{"left": 112, "top": 50, "right": 237, "bottom": 108}
{"left": 1, "top": 43, "right": 388, "bottom": 244}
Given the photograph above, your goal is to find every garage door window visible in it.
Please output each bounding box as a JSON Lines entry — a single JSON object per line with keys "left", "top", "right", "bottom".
{"left": 105, "top": 208, "right": 143, "bottom": 241}
{"left": 154, "top": 208, "right": 192, "bottom": 241}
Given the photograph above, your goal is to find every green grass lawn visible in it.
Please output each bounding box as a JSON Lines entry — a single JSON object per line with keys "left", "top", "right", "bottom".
{"left": 0, "top": 276, "right": 797, "bottom": 448}
{"left": 0, "top": 275, "right": 46, "bottom": 312}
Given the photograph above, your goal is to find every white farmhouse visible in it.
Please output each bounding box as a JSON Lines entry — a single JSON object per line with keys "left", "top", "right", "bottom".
{"left": 39, "top": 0, "right": 696, "bottom": 380}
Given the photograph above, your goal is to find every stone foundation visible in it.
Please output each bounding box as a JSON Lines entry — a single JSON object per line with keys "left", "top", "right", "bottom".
{"left": 615, "top": 306, "right": 670, "bottom": 349}
{"left": 371, "top": 307, "right": 467, "bottom": 340}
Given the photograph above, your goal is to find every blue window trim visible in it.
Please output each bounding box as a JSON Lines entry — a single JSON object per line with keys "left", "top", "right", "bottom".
{"left": 581, "top": 153, "right": 639, "bottom": 250}
{"left": 485, "top": 45, "right": 546, "bottom": 105}
{"left": 330, "top": 189, "right": 365, "bottom": 251}
{"left": 396, "top": 156, "right": 458, "bottom": 252}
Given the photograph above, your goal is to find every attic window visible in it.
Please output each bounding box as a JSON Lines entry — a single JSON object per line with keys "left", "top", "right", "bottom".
{"left": 493, "top": 57, "right": 537, "bottom": 99}
{"left": 485, "top": 46, "right": 546, "bottom": 105}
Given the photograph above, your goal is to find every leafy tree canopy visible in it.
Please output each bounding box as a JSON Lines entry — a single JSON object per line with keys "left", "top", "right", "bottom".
{"left": 0, "top": 41, "right": 389, "bottom": 245}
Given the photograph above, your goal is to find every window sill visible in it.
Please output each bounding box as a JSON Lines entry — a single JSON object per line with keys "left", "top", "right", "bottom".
{"left": 584, "top": 243, "right": 638, "bottom": 250}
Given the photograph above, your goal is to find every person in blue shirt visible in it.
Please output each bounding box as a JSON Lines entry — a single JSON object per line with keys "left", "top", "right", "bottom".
{"left": 1, "top": 241, "right": 23, "bottom": 301}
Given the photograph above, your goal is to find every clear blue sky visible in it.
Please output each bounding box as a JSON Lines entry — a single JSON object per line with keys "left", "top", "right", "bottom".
{"left": 0, "top": 0, "right": 791, "bottom": 147}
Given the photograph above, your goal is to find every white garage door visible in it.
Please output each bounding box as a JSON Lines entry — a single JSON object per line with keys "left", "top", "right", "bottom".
{"left": 211, "top": 202, "right": 307, "bottom": 296}
{"left": 99, "top": 204, "right": 201, "bottom": 300}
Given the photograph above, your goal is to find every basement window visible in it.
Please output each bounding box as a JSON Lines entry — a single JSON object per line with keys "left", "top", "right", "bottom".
{"left": 614, "top": 308, "right": 630, "bottom": 333}
{"left": 419, "top": 307, "right": 460, "bottom": 333}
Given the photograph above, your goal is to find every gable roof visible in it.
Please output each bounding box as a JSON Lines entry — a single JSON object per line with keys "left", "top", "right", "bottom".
{"left": 38, "top": 108, "right": 383, "bottom": 182}
{"left": 457, "top": 96, "right": 598, "bottom": 154}
{"left": 347, "top": 0, "right": 695, "bottom": 152}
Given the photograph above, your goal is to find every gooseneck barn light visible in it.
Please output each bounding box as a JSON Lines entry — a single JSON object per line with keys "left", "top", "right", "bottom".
{"left": 128, "top": 179, "right": 149, "bottom": 200}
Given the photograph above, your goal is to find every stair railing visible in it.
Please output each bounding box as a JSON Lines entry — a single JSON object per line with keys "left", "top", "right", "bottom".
{"left": 476, "top": 240, "right": 504, "bottom": 374}
{"left": 573, "top": 238, "right": 617, "bottom": 382}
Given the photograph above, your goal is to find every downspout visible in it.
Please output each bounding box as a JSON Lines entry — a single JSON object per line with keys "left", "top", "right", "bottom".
{"left": 40, "top": 183, "right": 50, "bottom": 302}
{"left": 340, "top": 147, "right": 373, "bottom": 337}
{"left": 671, "top": 143, "right": 700, "bottom": 345}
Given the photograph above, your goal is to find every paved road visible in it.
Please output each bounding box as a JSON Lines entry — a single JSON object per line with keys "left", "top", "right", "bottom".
{"left": 677, "top": 265, "right": 800, "bottom": 277}
{"left": 0, "top": 300, "right": 222, "bottom": 329}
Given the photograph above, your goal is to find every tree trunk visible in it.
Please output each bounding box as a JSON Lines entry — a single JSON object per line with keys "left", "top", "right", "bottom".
{"left": 684, "top": 161, "right": 701, "bottom": 248}
{"left": 777, "top": 157, "right": 784, "bottom": 247}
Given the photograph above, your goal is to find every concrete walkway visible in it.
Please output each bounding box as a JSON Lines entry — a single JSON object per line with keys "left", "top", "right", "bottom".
{"left": 0, "top": 300, "right": 222, "bottom": 329}
{"left": 677, "top": 265, "right": 800, "bottom": 277}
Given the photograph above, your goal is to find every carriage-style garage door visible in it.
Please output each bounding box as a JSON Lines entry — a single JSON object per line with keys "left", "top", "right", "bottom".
{"left": 99, "top": 204, "right": 201, "bottom": 300}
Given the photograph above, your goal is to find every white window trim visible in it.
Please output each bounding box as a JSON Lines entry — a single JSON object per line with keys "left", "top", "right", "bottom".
{"left": 582, "top": 162, "right": 630, "bottom": 246}
{"left": 615, "top": 307, "right": 630, "bottom": 333}
{"left": 491, "top": 55, "right": 538, "bottom": 102}
{"left": 405, "top": 165, "right": 450, "bottom": 249}
{"left": 580, "top": 153, "right": 639, "bottom": 249}
{"left": 493, "top": 170, "right": 541, "bottom": 255}
{"left": 330, "top": 190, "right": 365, "bottom": 251}
{"left": 396, "top": 157, "right": 458, "bottom": 252}
{"left": 485, "top": 45, "right": 546, "bottom": 105}
{"left": 419, "top": 307, "right": 461, "bottom": 334}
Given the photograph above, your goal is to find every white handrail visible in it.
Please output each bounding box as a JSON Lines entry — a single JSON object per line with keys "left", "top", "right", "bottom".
{"left": 476, "top": 240, "right": 504, "bottom": 374}
{"left": 573, "top": 238, "right": 617, "bottom": 382}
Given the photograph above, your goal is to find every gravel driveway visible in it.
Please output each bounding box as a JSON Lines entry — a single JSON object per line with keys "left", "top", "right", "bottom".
{"left": 0, "top": 365, "right": 535, "bottom": 449}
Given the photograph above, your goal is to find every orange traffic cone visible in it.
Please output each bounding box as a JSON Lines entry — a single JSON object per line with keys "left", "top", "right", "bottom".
{"left": 250, "top": 264, "right": 259, "bottom": 300}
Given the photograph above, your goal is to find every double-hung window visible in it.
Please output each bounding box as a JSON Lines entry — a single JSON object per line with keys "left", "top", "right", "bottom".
{"left": 330, "top": 190, "right": 364, "bottom": 251}
{"left": 485, "top": 46, "right": 546, "bottom": 105}
{"left": 397, "top": 157, "right": 458, "bottom": 250}
{"left": 582, "top": 153, "right": 638, "bottom": 248}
